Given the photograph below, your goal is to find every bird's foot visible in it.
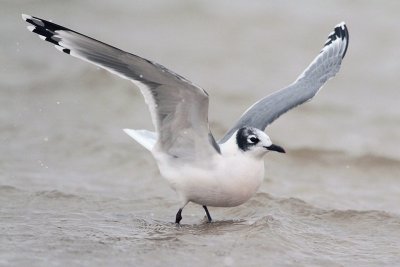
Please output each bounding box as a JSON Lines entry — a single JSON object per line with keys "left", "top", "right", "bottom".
{"left": 203, "top": 206, "right": 212, "bottom": 223}
{"left": 175, "top": 208, "right": 183, "bottom": 224}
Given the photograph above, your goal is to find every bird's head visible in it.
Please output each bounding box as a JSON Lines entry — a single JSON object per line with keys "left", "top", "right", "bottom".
{"left": 236, "top": 127, "right": 285, "bottom": 158}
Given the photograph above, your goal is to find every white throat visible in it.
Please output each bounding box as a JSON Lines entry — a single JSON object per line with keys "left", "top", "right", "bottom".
{"left": 219, "top": 134, "right": 241, "bottom": 156}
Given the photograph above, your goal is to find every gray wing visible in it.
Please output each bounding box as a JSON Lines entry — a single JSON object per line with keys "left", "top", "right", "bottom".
{"left": 219, "top": 22, "right": 349, "bottom": 143}
{"left": 22, "top": 14, "right": 220, "bottom": 159}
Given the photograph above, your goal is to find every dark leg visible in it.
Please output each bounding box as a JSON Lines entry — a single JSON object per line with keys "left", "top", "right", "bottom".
{"left": 203, "top": 206, "right": 212, "bottom": 222}
{"left": 175, "top": 208, "right": 183, "bottom": 224}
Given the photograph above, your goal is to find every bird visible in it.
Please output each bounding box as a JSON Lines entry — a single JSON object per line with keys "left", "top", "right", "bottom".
{"left": 22, "top": 14, "right": 349, "bottom": 224}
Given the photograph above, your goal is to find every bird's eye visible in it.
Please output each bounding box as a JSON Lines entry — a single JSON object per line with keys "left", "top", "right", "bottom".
{"left": 248, "top": 135, "right": 259, "bottom": 144}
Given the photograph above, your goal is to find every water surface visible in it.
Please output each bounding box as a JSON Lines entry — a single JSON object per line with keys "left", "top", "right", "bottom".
{"left": 1, "top": 1, "right": 400, "bottom": 266}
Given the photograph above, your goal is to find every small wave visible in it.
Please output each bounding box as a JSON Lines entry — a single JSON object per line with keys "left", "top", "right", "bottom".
{"left": 318, "top": 209, "right": 399, "bottom": 222}
{"left": 32, "top": 190, "right": 83, "bottom": 200}
{"left": 239, "top": 192, "right": 400, "bottom": 223}
{"left": 245, "top": 192, "right": 312, "bottom": 209}
{"left": 0, "top": 185, "right": 21, "bottom": 193}
{"left": 290, "top": 147, "right": 400, "bottom": 167}
{"left": 130, "top": 218, "right": 183, "bottom": 240}
{"left": 353, "top": 154, "right": 400, "bottom": 168}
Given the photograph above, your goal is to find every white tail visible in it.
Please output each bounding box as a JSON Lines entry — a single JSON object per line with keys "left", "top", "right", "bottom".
{"left": 123, "top": 129, "right": 157, "bottom": 151}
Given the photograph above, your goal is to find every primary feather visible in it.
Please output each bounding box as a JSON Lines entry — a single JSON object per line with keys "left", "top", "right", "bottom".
{"left": 219, "top": 22, "right": 349, "bottom": 143}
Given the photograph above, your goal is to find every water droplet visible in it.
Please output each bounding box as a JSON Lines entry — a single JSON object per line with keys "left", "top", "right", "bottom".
{"left": 38, "top": 160, "right": 49, "bottom": 169}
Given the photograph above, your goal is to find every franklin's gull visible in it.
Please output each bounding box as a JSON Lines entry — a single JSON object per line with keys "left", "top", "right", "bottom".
{"left": 22, "top": 14, "right": 349, "bottom": 224}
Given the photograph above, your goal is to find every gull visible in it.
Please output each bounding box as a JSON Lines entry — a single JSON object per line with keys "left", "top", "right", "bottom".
{"left": 22, "top": 14, "right": 349, "bottom": 224}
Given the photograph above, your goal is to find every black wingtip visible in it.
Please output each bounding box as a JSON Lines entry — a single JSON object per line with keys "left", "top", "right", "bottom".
{"left": 341, "top": 23, "right": 349, "bottom": 59}
{"left": 22, "top": 14, "right": 76, "bottom": 54}
{"left": 22, "top": 14, "right": 69, "bottom": 33}
{"left": 323, "top": 22, "right": 349, "bottom": 59}
{"left": 334, "top": 22, "right": 349, "bottom": 59}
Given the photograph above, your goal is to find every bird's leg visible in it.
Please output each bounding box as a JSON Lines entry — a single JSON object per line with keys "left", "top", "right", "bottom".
{"left": 203, "top": 206, "right": 212, "bottom": 222}
{"left": 175, "top": 208, "right": 183, "bottom": 224}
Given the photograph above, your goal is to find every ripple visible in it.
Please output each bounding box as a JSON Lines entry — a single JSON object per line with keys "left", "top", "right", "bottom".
{"left": 290, "top": 147, "right": 400, "bottom": 167}
{"left": 0, "top": 185, "right": 21, "bottom": 193}
{"left": 32, "top": 190, "right": 83, "bottom": 200}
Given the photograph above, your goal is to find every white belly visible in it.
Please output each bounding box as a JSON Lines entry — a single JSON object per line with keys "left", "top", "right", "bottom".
{"left": 154, "top": 153, "right": 265, "bottom": 207}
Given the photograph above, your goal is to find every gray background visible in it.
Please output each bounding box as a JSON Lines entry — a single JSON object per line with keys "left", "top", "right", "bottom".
{"left": 1, "top": 1, "right": 400, "bottom": 266}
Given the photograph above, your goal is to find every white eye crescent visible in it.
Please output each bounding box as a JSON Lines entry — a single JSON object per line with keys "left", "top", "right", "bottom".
{"left": 247, "top": 135, "right": 259, "bottom": 144}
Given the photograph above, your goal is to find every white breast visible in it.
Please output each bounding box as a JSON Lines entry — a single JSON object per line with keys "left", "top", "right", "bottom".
{"left": 153, "top": 144, "right": 265, "bottom": 207}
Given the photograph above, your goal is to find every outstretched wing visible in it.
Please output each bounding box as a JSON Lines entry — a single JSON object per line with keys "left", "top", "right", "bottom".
{"left": 22, "top": 14, "right": 220, "bottom": 159}
{"left": 219, "top": 22, "right": 349, "bottom": 143}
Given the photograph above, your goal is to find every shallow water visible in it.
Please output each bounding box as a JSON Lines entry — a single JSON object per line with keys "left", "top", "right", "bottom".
{"left": 1, "top": 1, "right": 400, "bottom": 266}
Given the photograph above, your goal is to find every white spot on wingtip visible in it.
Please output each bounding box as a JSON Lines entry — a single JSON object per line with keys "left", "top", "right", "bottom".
{"left": 54, "top": 45, "right": 64, "bottom": 52}
{"left": 27, "top": 25, "right": 35, "bottom": 32}
{"left": 21, "top": 14, "right": 31, "bottom": 21}
{"left": 333, "top": 22, "right": 346, "bottom": 32}
{"left": 39, "top": 35, "right": 46, "bottom": 41}
{"left": 336, "top": 21, "right": 346, "bottom": 27}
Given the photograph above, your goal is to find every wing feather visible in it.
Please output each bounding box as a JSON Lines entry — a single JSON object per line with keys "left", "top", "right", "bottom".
{"left": 23, "top": 14, "right": 220, "bottom": 159}
{"left": 219, "top": 22, "right": 349, "bottom": 143}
